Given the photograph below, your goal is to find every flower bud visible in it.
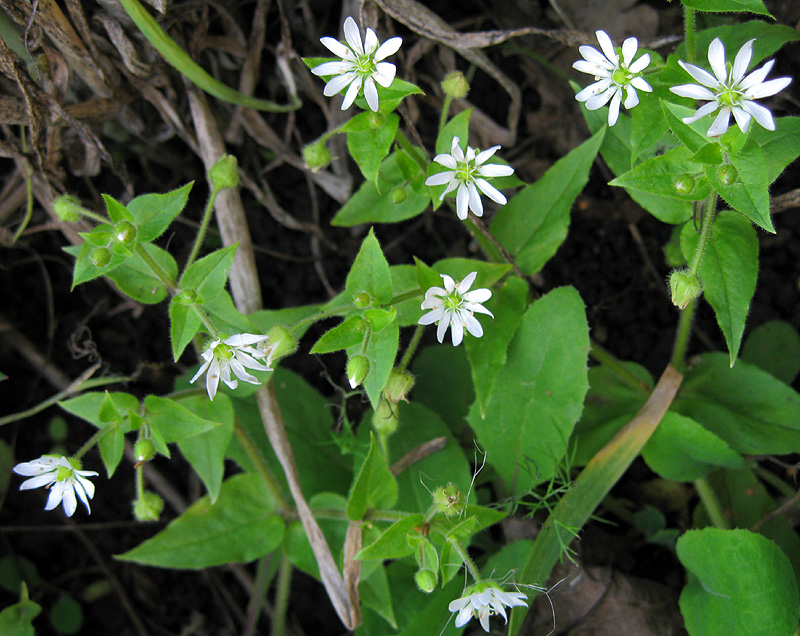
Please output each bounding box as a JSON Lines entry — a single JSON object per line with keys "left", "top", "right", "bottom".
{"left": 173, "top": 289, "right": 198, "bottom": 305}
{"left": 716, "top": 164, "right": 738, "bottom": 186}
{"left": 390, "top": 186, "right": 408, "bottom": 204}
{"left": 668, "top": 269, "right": 702, "bottom": 310}
{"left": 133, "top": 491, "right": 164, "bottom": 522}
{"left": 353, "top": 292, "right": 372, "bottom": 308}
{"left": 372, "top": 399, "right": 399, "bottom": 438}
{"left": 415, "top": 569, "right": 437, "bottom": 594}
{"left": 441, "top": 71, "right": 470, "bottom": 99}
{"left": 90, "top": 247, "right": 112, "bottom": 267}
{"left": 433, "top": 482, "right": 466, "bottom": 518}
{"left": 52, "top": 195, "right": 84, "bottom": 222}
{"left": 134, "top": 438, "right": 155, "bottom": 463}
{"left": 303, "top": 142, "right": 332, "bottom": 172}
{"left": 347, "top": 354, "right": 370, "bottom": 389}
{"left": 383, "top": 368, "right": 415, "bottom": 402}
{"left": 673, "top": 174, "right": 696, "bottom": 196}
{"left": 263, "top": 325, "right": 298, "bottom": 365}
{"left": 209, "top": 154, "right": 239, "bottom": 191}
{"left": 113, "top": 220, "right": 137, "bottom": 245}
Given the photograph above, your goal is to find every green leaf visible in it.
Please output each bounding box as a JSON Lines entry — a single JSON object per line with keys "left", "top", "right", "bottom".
{"left": 465, "top": 276, "right": 528, "bottom": 416}
{"left": 311, "top": 316, "right": 367, "bottom": 354}
{"left": 0, "top": 584, "right": 41, "bottom": 636}
{"left": 360, "top": 564, "right": 397, "bottom": 629}
{"left": 677, "top": 528, "right": 798, "bottom": 636}
{"left": 349, "top": 319, "right": 399, "bottom": 408}
{"left": 345, "top": 112, "right": 400, "bottom": 185}
{"left": 436, "top": 109, "right": 472, "bottom": 154}
{"left": 356, "top": 514, "right": 425, "bottom": 560}
{"left": 332, "top": 151, "right": 430, "bottom": 226}
{"left": 118, "top": 473, "right": 284, "bottom": 568}
{"left": 346, "top": 433, "right": 398, "bottom": 520}
{"left": 68, "top": 237, "right": 125, "bottom": 288}
{"left": 706, "top": 138, "right": 772, "bottom": 232}
{"left": 168, "top": 300, "right": 202, "bottom": 361}
{"left": 681, "top": 211, "right": 759, "bottom": 364}
{"left": 467, "top": 287, "right": 590, "bottom": 495}
{"left": 411, "top": 346, "right": 474, "bottom": 434}
{"left": 680, "top": 0, "right": 770, "bottom": 16}
{"left": 688, "top": 143, "right": 723, "bottom": 166}
{"left": 642, "top": 411, "right": 743, "bottom": 482}
{"left": 345, "top": 228, "right": 393, "bottom": 305}
{"left": 673, "top": 353, "right": 800, "bottom": 454}
{"left": 106, "top": 243, "right": 177, "bottom": 304}
{"left": 364, "top": 307, "right": 396, "bottom": 333}
{"left": 610, "top": 145, "right": 711, "bottom": 201}
{"left": 49, "top": 593, "right": 82, "bottom": 635}
{"left": 492, "top": 129, "right": 605, "bottom": 274}
{"left": 751, "top": 117, "right": 800, "bottom": 184}
{"left": 741, "top": 320, "right": 800, "bottom": 385}
{"left": 102, "top": 194, "right": 134, "bottom": 224}
{"left": 181, "top": 244, "right": 238, "bottom": 303}
{"left": 127, "top": 182, "right": 194, "bottom": 242}
{"left": 662, "top": 100, "right": 712, "bottom": 153}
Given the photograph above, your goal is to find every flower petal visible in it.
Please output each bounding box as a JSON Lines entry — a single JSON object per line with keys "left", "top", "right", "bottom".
{"left": 363, "top": 28, "right": 379, "bottom": 55}
{"left": 456, "top": 184, "right": 470, "bottom": 220}
{"left": 372, "top": 62, "right": 396, "bottom": 87}
{"left": 629, "top": 53, "right": 650, "bottom": 74}
{"left": 323, "top": 73, "right": 356, "bottom": 97}
{"left": 745, "top": 75, "right": 791, "bottom": 100}
{"left": 374, "top": 36, "right": 402, "bottom": 61}
{"left": 474, "top": 145, "right": 500, "bottom": 165}
{"left": 474, "top": 178, "right": 507, "bottom": 205}
{"left": 363, "top": 77, "right": 379, "bottom": 111}
{"left": 607, "top": 90, "right": 622, "bottom": 126}
{"left": 707, "top": 38, "right": 727, "bottom": 83}
{"left": 707, "top": 108, "right": 731, "bottom": 137}
{"left": 595, "top": 30, "right": 617, "bottom": 64}
{"left": 311, "top": 60, "right": 352, "bottom": 77}
{"left": 731, "top": 106, "right": 752, "bottom": 133}
{"left": 450, "top": 320, "right": 464, "bottom": 346}
{"left": 621, "top": 37, "right": 638, "bottom": 66}
{"left": 467, "top": 183, "right": 484, "bottom": 217}
{"left": 425, "top": 171, "right": 456, "bottom": 186}
{"left": 732, "top": 39, "right": 754, "bottom": 82}
{"left": 341, "top": 76, "right": 362, "bottom": 110}
{"left": 343, "top": 17, "right": 363, "bottom": 55}
{"left": 477, "top": 163, "right": 514, "bottom": 178}
{"left": 678, "top": 61, "right": 719, "bottom": 89}
{"left": 630, "top": 76, "right": 653, "bottom": 92}
{"left": 623, "top": 85, "right": 639, "bottom": 109}
{"left": 670, "top": 84, "right": 716, "bottom": 101}
{"left": 740, "top": 100, "right": 775, "bottom": 130}
{"left": 578, "top": 45, "right": 615, "bottom": 70}
{"left": 319, "top": 37, "right": 353, "bottom": 60}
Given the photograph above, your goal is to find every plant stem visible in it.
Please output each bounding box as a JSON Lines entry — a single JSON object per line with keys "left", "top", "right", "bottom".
{"left": 135, "top": 243, "right": 177, "bottom": 291}
{"left": 12, "top": 128, "right": 33, "bottom": 243}
{"left": 447, "top": 537, "right": 483, "bottom": 583}
{"left": 395, "top": 129, "right": 428, "bottom": 171}
{"left": 670, "top": 298, "right": 697, "bottom": 371}
{"left": 242, "top": 555, "right": 273, "bottom": 636}
{"left": 688, "top": 193, "right": 717, "bottom": 277}
{"left": 589, "top": 340, "right": 651, "bottom": 392}
{"left": 73, "top": 425, "right": 112, "bottom": 461}
{"left": 439, "top": 95, "right": 453, "bottom": 136}
{"left": 694, "top": 476, "right": 730, "bottom": 529}
{"left": 270, "top": 552, "right": 293, "bottom": 636}
{"left": 191, "top": 305, "right": 221, "bottom": 338}
{"left": 684, "top": 6, "right": 696, "bottom": 64}
{"left": 181, "top": 186, "right": 221, "bottom": 278}
{"left": 398, "top": 325, "right": 424, "bottom": 372}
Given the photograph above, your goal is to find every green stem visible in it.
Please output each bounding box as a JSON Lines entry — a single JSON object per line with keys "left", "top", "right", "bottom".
{"left": 589, "top": 340, "right": 651, "bottom": 393}
{"left": 694, "top": 476, "right": 730, "bottom": 529}
{"left": 233, "top": 421, "right": 291, "bottom": 515}
{"left": 117, "top": 0, "right": 301, "bottom": 112}
{"left": 135, "top": 243, "right": 177, "bottom": 291}
{"left": 73, "top": 425, "right": 112, "bottom": 461}
{"left": 395, "top": 129, "right": 428, "bottom": 171}
{"left": 688, "top": 194, "right": 717, "bottom": 277}
{"left": 439, "top": 95, "right": 453, "bottom": 136}
{"left": 670, "top": 298, "right": 697, "bottom": 371}
{"left": 12, "top": 128, "right": 33, "bottom": 243}
{"left": 684, "top": 6, "right": 696, "bottom": 65}
{"left": 398, "top": 325, "right": 424, "bottom": 373}
{"left": 135, "top": 464, "right": 145, "bottom": 498}
{"left": 181, "top": 186, "right": 221, "bottom": 279}
{"left": 0, "top": 373, "right": 131, "bottom": 428}
{"left": 192, "top": 305, "right": 221, "bottom": 339}
{"left": 270, "top": 553, "right": 293, "bottom": 636}
{"left": 447, "top": 537, "right": 482, "bottom": 583}
{"left": 243, "top": 555, "right": 273, "bottom": 636}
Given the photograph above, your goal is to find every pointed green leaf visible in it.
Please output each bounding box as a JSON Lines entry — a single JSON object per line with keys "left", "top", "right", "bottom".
{"left": 168, "top": 300, "right": 202, "bottom": 361}
{"left": 492, "top": 129, "right": 604, "bottom": 274}
{"left": 356, "top": 514, "right": 425, "bottom": 560}
{"left": 311, "top": 315, "right": 367, "bottom": 354}
{"left": 345, "top": 112, "right": 399, "bottom": 185}
{"left": 677, "top": 528, "right": 798, "bottom": 636}
{"left": 346, "top": 433, "right": 398, "bottom": 520}
{"left": 681, "top": 211, "right": 758, "bottom": 363}
{"left": 180, "top": 244, "right": 238, "bottom": 303}
{"left": 741, "top": 320, "right": 800, "bottom": 385}
{"left": 0, "top": 583, "right": 41, "bottom": 636}
{"left": 107, "top": 243, "right": 177, "bottom": 304}
{"left": 680, "top": 0, "right": 769, "bottom": 16}
{"left": 349, "top": 319, "right": 399, "bottom": 408}
{"left": 102, "top": 194, "right": 134, "bottom": 223}
{"left": 118, "top": 473, "right": 283, "bottom": 568}
{"left": 751, "top": 117, "right": 800, "bottom": 183}
{"left": 436, "top": 108, "right": 472, "bottom": 154}
{"left": 610, "top": 145, "right": 711, "bottom": 201}
{"left": 127, "top": 182, "right": 194, "bottom": 242}
{"left": 466, "top": 287, "right": 589, "bottom": 495}
{"left": 345, "top": 228, "right": 393, "bottom": 304}
{"left": 661, "top": 100, "right": 710, "bottom": 153}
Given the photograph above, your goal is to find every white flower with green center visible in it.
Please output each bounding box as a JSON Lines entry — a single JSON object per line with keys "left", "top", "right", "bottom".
{"left": 670, "top": 38, "right": 791, "bottom": 137}
{"left": 311, "top": 16, "right": 402, "bottom": 112}
{"left": 448, "top": 582, "right": 528, "bottom": 632}
{"left": 425, "top": 137, "right": 514, "bottom": 221}
{"left": 14, "top": 455, "right": 98, "bottom": 517}
{"left": 190, "top": 333, "right": 272, "bottom": 400}
{"left": 418, "top": 272, "right": 493, "bottom": 346}
{"left": 573, "top": 30, "right": 653, "bottom": 126}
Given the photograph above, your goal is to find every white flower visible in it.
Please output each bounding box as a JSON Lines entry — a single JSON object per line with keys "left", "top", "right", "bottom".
{"left": 670, "top": 38, "right": 792, "bottom": 137}
{"left": 190, "top": 333, "right": 272, "bottom": 400}
{"left": 14, "top": 455, "right": 98, "bottom": 517}
{"left": 448, "top": 583, "right": 528, "bottom": 632}
{"left": 573, "top": 30, "right": 653, "bottom": 126}
{"left": 311, "top": 16, "right": 402, "bottom": 112}
{"left": 418, "top": 272, "right": 493, "bottom": 346}
{"left": 425, "top": 137, "right": 514, "bottom": 220}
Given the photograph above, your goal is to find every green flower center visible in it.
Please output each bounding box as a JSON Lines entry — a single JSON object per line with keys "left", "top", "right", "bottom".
{"left": 56, "top": 466, "right": 74, "bottom": 482}
{"left": 717, "top": 85, "right": 742, "bottom": 107}
{"left": 354, "top": 52, "right": 377, "bottom": 77}
{"left": 455, "top": 160, "right": 477, "bottom": 185}
{"left": 443, "top": 293, "right": 463, "bottom": 311}
{"left": 215, "top": 343, "right": 235, "bottom": 361}
{"left": 612, "top": 67, "right": 632, "bottom": 86}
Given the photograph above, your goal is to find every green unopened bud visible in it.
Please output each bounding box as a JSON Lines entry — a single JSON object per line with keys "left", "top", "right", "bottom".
{"left": 674, "top": 174, "right": 696, "bottom": 195}
{"left": 302, "top": 142, "right": 332, "bottom": 172}
{"left": 263, "top": 325, "right": 298, "bottom": 365}
{"left": 415, "top": 569, "right": 437, "bottom": 594}
{"left": 717, "top": 164, "right": 738, "bottom": 186}
{"left": 441, "top": 71, "right": 470, "bottom": 99}
{"left": 384, "top": 368, "right": 415, "bottom": 402}
{"left": 668, "top": 269, "right": 702, "bottom": 310}
{"left": 133, "top": 491, "right": 164, "bottom": 522}
{"left": 90, "top": 247, "right": 111, "bottom": 267}
{"left": 353, "top": 292, "right": 372, "bottom": 308}
{"left": 433, "top": 482, "right": 466, "bottom": 518}
{"left": 134, "top": 438, "right": 155, "bottom": 463}
{"left": 113, "top": 220, "right": 137, "bottom": 244}
{"left": 173, "top": 289, "right": 198, "bottom": 305}
{"left": 209, "top": 154, "right": 239, "bottom": 190}
{"left": 368, "top": 112, "right": 386, "bottom": 128}
{"left": 390, "top": 186, "right": 408, "bottom": 204}
{"left": 372, "top": 399, "right": 399, "bottom": 437}
{"left": 347, "top": 354, "right": 370, "bottom": 389}
{"left": 52, "top": 195, "right": 84, "bottom": 222}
